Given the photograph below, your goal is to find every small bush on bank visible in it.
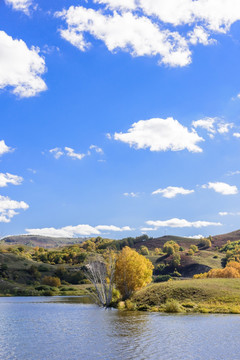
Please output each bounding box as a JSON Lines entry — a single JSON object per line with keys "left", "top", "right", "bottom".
{"left": 164, "top": 300, "right": 182, "bottom": 313}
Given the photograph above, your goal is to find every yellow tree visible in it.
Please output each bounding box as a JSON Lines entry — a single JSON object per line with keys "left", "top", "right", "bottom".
{"left": 115, "top": 246, "right": 153, "bottom": 300}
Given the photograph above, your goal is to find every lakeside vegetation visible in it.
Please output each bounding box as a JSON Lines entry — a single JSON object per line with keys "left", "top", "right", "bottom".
{"left": 1, "top": 231, "right": 240, "bottom": 313}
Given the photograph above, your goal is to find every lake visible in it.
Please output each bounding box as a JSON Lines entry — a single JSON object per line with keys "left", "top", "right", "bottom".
{"left": 0, "top": 296, "right": 239, "bottom": 360}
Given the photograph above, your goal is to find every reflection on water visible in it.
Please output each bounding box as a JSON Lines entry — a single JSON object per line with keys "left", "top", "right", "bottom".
{"left": 0, "top": 296, "right": 239, "bottom": 360}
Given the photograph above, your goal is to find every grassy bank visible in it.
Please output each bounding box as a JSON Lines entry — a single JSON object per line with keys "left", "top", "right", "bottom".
{"left": 130, "top": 279, "right": 240, "bottom": 314}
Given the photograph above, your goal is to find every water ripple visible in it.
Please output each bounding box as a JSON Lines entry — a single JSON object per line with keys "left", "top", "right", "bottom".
{"left": 0, "top": 297, "right": 239, "bottom": 360}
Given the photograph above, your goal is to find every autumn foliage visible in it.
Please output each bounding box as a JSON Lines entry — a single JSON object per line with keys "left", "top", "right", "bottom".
{"left": 194, "top": 261, "right": 240, "bottom": 279}
{"left": 114, "top": 246, "right": 153, "bottom": 300}
{"left": 42, "top": 276, "right": 61, "bottom": 287}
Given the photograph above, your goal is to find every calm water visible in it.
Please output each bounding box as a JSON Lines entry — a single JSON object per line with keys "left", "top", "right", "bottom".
{"left": 0, "top": 296, "right": 239, "bottom": 360}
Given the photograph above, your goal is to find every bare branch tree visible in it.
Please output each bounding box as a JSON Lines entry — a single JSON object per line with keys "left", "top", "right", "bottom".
{"left": 84, "top": 252, "right": 116, "bottom": 307}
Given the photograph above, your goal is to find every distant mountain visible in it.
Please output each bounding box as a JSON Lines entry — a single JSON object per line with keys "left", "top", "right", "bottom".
{"left": 0, "top": 235, "right": 88, "bottom": 248}
{"left": 132, "top": 235, "right": 201, "bottom": 250}
{"left": 1, "top": 229, "right": 240, "bottom": 249}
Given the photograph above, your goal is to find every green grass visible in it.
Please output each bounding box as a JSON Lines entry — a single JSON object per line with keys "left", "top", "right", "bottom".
{"left": 132, "top": 278, "right": 240, "bottom": 313}
{"left": 192, "top": 250, "right": 225, "bottom": 268}
{"left": 0, "top": 252, "right": 90, "bottom": 297}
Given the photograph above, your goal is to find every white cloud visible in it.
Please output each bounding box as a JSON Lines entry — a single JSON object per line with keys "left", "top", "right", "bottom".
{"left": 192, "top": 117, "right": 216, "bottom": 134}
{"left": 146, "top": 218, "right": 222, "bottom": 228}
{"left": 94, "top": 0, "right": 136, "bottom": 10}
{"left": 188, "top": 26, "right": 215, "bottom": 45}
{"left": 203, "top": 182, "right": 238, "bottom": 195}
{"left": 152, "top": 186, "right": 194, "bottom": 198}
{"left": 219, "top": 211, "right": 240, "bottom": 216}
{"left": 26, "top": 223, "right": 132, "bottom": 237}
{"left": 219, "top": 211, "right": 228, "bottom": 216}
{"left": 27, "top": 168, "right": 37, "bottom": 174}
{"left": 192, "top": 117, "right": 233, "bottom": 137}
{"left": 233, "top": 132, "right": 240, "bottom": 138}
{"left": 226, "top": 170, "right": 240, "bottom": 176}
{"left": 49, "top": 145, "right": 103, "bottom": 160}
{"left": 89, "top": 145, "right": 104, "bottom": 155}
{"left": 5, "top": 0, "right": 34, "bottom": 14}
{"left": 95, "top": 225, "right": 132, "bottom": 231}
{"left": 0, "top": 195, "right": 29, "bottom": 223}
{"left": 217, "top": 121, "right": 233, "bottom": 134}
{"left": 0, "top": 140, "right": 12, "bottom": 157}
{"left": 49, "top": 147, "right": 64, "bottom": 159}
{"left": 114, "top": 117, "right": 203, "bottom": 153}
{"left": 185, "top": 234, "right": 204, "bottom": 239}
{"left": 140, "top": 227, "right": 157, "bottom": 231}
{"left": 96, "top": 0, "right": 240, "bottom": 32}
{"left": 0, "top": 173, "right": 23, "bottom": 187}
{"left": 65, "top": 147, "right": 88, "bottom": 160}
{"left": 56, "top": 6, "right": 191, "bottom": 67}
{"left": 56, "top": 1, "right": 240, "bottom": 67}
{"left": 123, "top": 192, "right": 139, "bottom": 197}
{"left": 0, "top": 31, "right": 47, "bottom": 98}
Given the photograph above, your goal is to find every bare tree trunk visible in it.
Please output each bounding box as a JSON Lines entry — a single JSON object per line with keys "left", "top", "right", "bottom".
{"left": 85, "top": 253, "right": 115, "bottom": 307}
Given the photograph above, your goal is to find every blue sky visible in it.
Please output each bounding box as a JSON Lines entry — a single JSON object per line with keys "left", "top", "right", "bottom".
{"left": 1, "top": 0, "right": 240, "bottom": 239}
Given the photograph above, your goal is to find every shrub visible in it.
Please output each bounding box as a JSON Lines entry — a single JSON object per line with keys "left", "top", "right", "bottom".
{"left": 43, "top": 290, "right": 55, "bottom": 296}
{"left": 164, "top": 300, "right": 182, "bottom": 313}
{"left": 139, "top": 245, "right": 149, "bottom": 256}
{"left": 171, "top": 253, "right": 181, "bottom": 267}
{"left": 154, "top": 275, "right": 171, "bottom": 283}
{"left": 125, "top": 299, "right": 136, "bottom": 310}
{"left": 154, "top": 263, "right": 167, "bottom": 275}
{"left": 163, "top": 241, "right": 180, "bottom": 255}
{"left": 199, "top": 238, "right": 212, "bottom": 249}
{"left": 154, "top": 248, "right": 162, "bottom": 255}
{"left": 190, "top": 245, "right": 198, "bottom": 253}
{"left": 194, "top": 261, "right": 240, "bottom": 279}
{"left": 171, "top": 270, "right": 181, "bottom": 277}
{"left": 42, "top": 276, "right": 61, "bottom": 287}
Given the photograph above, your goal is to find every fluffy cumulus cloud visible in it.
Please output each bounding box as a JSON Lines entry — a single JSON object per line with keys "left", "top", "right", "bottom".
{"left": 146, "top": 218, "right": 222, "bottom": 228}
{"left": 152, "top": 186, "right": 194, "bottom": 198}
{"left": 0, "top": 31, "right": 47, "bottom": 98}
{"left": 0, "top": 140, "right": 12, "bottom": 157}
{"left": 56, "top": 7, "right": 191, "bottom": 67}
{"left": 0, "top": 195, "right": 29, "bottom": 223}
{"left": 202, "top": 182, "right": 238, "bottom": 195}
{"left": 0, "top": 173, "right": 23, "bottom": 187}
{"left": 192, "top": 117, "right": 233, "bottom": 138}
{"left": 5, "top": 0, "right": 34, "bottom": 14}
{"left": 114, "top": 117, "right": 203, "bottom": 153}
{"left": 55, "top": 0, "right": 240, "bottom": 67}
{"left": 26, "top": 224, "right": 133, "bottom": 237}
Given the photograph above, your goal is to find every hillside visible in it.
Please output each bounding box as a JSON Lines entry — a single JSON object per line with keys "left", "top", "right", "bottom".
{"left": 0, "top": 235, "right": 88, "bottom": 248}
{"left": 212, "top": 229, "right": 240, "bottom": 248}
{"left": 2, "top": 228, "right": 240, "bottom": 249}
{"left": 132, "top": 235, "right": 200, "bottom": 250}
{"left": 132, "top": 278, "right": 240, "bottom": 313}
